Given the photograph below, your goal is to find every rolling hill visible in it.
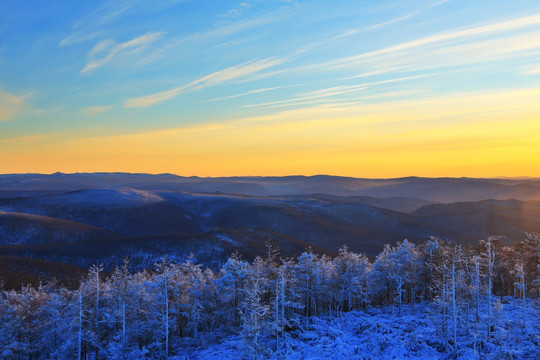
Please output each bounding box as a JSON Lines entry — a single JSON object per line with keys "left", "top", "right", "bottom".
{"left": 2, "top": 173, "right": 540, "bottom": 201}
{"left": 0, "top": 173, "right": 539, "bottom": 287}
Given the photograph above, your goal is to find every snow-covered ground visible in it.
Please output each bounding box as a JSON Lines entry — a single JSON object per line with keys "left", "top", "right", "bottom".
{"left": 177, "top": 301, "right": 539, "bottom": 360}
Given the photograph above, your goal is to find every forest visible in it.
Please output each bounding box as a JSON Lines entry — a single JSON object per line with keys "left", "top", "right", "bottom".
{"left": 0, "top": 234, "right": 538, "bottom": 360}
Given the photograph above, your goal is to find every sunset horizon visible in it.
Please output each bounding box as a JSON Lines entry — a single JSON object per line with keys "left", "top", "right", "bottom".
{"left": 2, "top": 0, "right": 540, "bottom": 178}
{"left": 2, "top": 171, "right": 540, "bottom": 181}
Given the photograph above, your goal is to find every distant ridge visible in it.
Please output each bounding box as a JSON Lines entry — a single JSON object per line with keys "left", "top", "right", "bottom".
{"left": 1, "top": 173, "right": 540, "bottom": 202}
{"left": 1, "top": 173, "right": 539, "bottom": 286}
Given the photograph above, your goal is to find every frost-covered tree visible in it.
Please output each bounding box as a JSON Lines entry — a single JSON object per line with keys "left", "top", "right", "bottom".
{"left": 149, "top": 258, "right": 184, "bottom": 359}
{"left": 514, "top": 262, "right": 526, "bottom": 303}
{"left": 80, "top": 263, "right": 104, "bottom": 358}
{"left": 0, "top": 234, "right": 539, "bottom": 359}
{"left": 481, "top": 236, "right": 498, "bottom": 343}
{"left": 295, "top": 250, "right": 321, "bottom": 317}
{"left": 241, "top": 257, "right": 269, "bottom": 359}
{"left": 12, "top": 286, "right": 49, "bottom": 359}
{"left": 214, "top": 252, "right": 250, "bottom": 327}
{"left": 333, "top": 246, "right": 369, "bottom": 313}
{"left": 422, "top": 237, "right": 440, "bottom": 302}
{"left": 100, "top": 258, "right": 139, "bottom": 358}
{"left": 178, "top": 255, "right": 216, "bottom": 338}
{"left": 370, "top": 244, "right": 393, "bottom": 306}
{"left": 38, "top": 287, "right": 79, "bottom": 360}
{"left": 520, "top": 232, "right": 540, "bottom": 298}
{"left": 371, "top": 240, "right": 420, "bottom": 314}
{"left": 0, "top": 288, "right": 19, "bottom": 359}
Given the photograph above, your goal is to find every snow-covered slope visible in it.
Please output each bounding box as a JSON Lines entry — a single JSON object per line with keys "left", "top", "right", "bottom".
{"left": 189, "top": 303, "right": 540, "bottom": 360}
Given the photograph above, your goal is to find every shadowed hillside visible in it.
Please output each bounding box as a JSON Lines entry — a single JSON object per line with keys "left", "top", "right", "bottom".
{"left": 0, "top": 188, "right": 200, "bottom": 236}
{"left": 0, "top": 173, "right": 539, "bottom": 287}
{"left": 413, "top": 199, "right": 540, "bottom": 244}
{"left": 0, "top": 211, "right": 116, "bottom": 245}
{"left": 2, "top": 173, "right": 540, "bottom": 201}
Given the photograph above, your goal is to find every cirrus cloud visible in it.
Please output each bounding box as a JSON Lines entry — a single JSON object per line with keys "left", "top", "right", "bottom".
{"left": 0, "top": 88, "right": 27, "bottom": 122}
{"left": 125, "top": 57, "right": 287, "bottom": 108}
{"left": 80, "top": 105, "right": 114, "bottom": 116}
{"left": 82, "top": 32, "right": 165, "bottom": 73}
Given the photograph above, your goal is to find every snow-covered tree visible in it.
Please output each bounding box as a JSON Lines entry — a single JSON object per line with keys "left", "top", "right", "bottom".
{"left": 295, "top": 250, "right": 321, "bottom": 317}
{"left": 332, "top": 245, "right": 369, "bottom": 313}
{"left": 214, "top": 252, "right": 250, "bottom": 327}
{"left": 240, "top": 257, "right": 269, "bottom": 359}
{"left": 481, "top": 236, "right": 498, "bottom": 343}
{"left": 371, "top": 240, "right": 421, "bottom": 314}
{"left": 0, "top": 234, "right": 539, "bottom": 359}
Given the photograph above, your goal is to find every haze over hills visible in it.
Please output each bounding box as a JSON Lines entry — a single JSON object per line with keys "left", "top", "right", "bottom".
{"left": 0, "top": 173, "right": 539, "bottom": 287}
{"left": 2, "top": 172, "right": 540, "bottom": 201}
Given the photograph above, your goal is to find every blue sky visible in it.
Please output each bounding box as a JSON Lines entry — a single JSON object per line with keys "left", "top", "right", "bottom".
{"left": 1, "top": 0, "right": 540, "bottom": 176}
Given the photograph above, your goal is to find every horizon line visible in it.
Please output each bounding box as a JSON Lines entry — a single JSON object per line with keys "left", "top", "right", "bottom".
{"left": 1, "top": 171, "right": 539, "bottom": 181}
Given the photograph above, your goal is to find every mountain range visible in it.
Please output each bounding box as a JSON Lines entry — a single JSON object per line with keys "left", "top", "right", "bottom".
{"left": 0, "top": 173, "right": 539, "bottom": 288}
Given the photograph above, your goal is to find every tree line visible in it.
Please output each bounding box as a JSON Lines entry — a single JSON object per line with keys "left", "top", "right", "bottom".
{"left": 0, "top": 233, "right": 538, "bottom": 359}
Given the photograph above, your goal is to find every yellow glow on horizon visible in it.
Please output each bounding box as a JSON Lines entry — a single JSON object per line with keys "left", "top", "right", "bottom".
{"left": 2, "top": 88, "right": 540, "bottom": 177}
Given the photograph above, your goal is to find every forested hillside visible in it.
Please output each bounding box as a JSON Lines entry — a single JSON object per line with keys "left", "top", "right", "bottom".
{"left": 1, "top": 234, "right": 538, "bottom": 359}
{"left": 2, "top": 185, "right": 540, "bottom": 288}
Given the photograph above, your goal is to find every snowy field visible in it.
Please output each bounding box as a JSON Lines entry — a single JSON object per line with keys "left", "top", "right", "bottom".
{"left": 179, "top": 301, "right": 539, "bottom": 360}
{"left": 1, "top": 237, "right": 538, "bottom": 360}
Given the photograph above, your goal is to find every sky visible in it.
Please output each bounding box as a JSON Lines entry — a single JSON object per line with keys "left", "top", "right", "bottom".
{"left": 1, "top": 0, "right": 540, "bottom": 178}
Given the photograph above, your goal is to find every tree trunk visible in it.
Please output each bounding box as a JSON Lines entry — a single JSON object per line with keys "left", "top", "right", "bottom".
{"left": 122, "top": 301, "right": 126, "bottom": 344}
{"left": 78, "top": 290, "right": 83, "bottom": 360}
{"left": 452, "top": 260, "right": 457, "bottom": 354}
{"left": 164, "top": 271, "right": 169, "bottom": 360}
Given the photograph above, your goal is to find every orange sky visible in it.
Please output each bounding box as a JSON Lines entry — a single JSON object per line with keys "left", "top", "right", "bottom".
{"left": 2, "top": 1, "right": 540, "bottom": 177}
{"left": 3, "top": 88, "right": 540, "bottom": 177}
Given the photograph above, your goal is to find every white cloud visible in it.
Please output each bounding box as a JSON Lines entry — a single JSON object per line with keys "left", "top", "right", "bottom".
{"left": 59, "top": 31, "right": 102, "bottom": 47}
{"left": 522, "top": 63, "right": 540, "bottom": 75}
{"left": 263, "top": 13, "right": 540, "bottom": 87}
{"left": 0, "top": 88, "right": 26, "bottom": 121}
{"left": 339, "top": 31, "right": 540, "bottom": 79}
{"left": 244, "top": 75, "right": 430, "bottom": 109}
{"left": 80, "top": 105, "right": 113, "bottom": 116}
{"left": 163, "top": 9, "right": 291, "bottom": 51}
{"left": 60, "top": 2, "right": 133, "bottom": 47}
{"left": 325, "top": 13, "right": 540, "bottom": 69}
{"left": 202, "top": 87, "right": 283, "bottom": 103}
{"left": 293, "top": 0, "right": 454, "bottom": 57}
{"left": 125, "top": 57, "right": 286, "bottom": 108}
{"left": 218, "top": 1, "right": 253, "bottom": 19}
{"left": 88, "top": 39, "right": 115, "bottom": 57}
{"left": 81, "top": 32, "right": 165, "bottom": 73}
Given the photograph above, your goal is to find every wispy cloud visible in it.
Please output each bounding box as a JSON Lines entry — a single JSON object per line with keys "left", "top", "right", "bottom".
{"left": 245, "top": 74, "right": 430, "bottom": 109}
{"left": 81, "top": 32, "right": 165, "bottom": 73}
{"left": 292, "top": 0, "right": 452, "bottom": 56}
{"left": 233, "top": 1, "right": 457, "bottom": 84}
{"left": 60, "top": 2, "right": 133, "bottom": 47}
{"left": 292, "top": 12, "right": 416, "bottom": 57}
{"left": 341, "top": 30, "right": 540, "bottom": 79}
{"left": 88, "top": 39, "right": 115, "bottom": 57}
{"left": 218, "top": 2, "right": 253, "bottom": 19}
{"left": 234, "top": 87, "right": 540, "bottom": 133}
{"left": 81, "top": 105, "right": 114, "bottom": 116}
{"left": 60, "top": 31, "right": 103, "bottom": 47}
{"left": 522, "top": 63, "right": 540, "bottom": 75}
{"left": 163, "top": 8, "right": 293, "bottom": 52}
{"left": 125, "top": 57, "right": 286, "bottom": 108}
{"left": 0, "top": 88, "right": 27, "bottom": 121}
{"left": 244, "top": 85, "right": 368, "bottom": 109}
{"left": 325, "top": 13, "right": 540, "bottom": 69}
{"left": 42, "top": 87, "right": 540, "bottom": 177}
{"left": 261, "top": 12, "right": 540, "bottom": 90}
{"left": 202, "top": 87, "right": 283, "bottom": 103}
